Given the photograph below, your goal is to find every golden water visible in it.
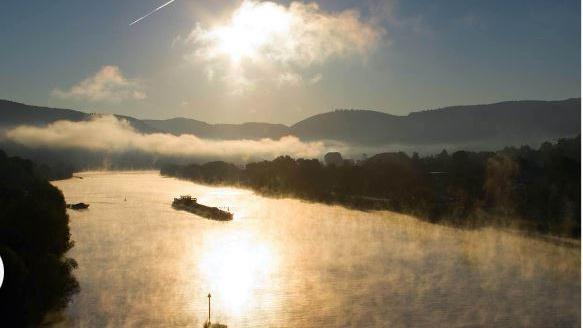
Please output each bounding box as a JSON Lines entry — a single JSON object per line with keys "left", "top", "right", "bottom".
{"left": 53, "top": 171, "right": 580, "bottom": 327}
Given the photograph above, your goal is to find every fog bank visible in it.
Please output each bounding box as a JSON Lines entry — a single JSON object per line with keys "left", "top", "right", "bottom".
{"left": 4, "top": 116, "right": 329, "bottom": 162}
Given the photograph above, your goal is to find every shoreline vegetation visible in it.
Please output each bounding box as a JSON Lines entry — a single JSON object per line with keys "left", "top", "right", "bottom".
{"left": 161, "top": 137, "right": 580, "bottom": 239}
{"left": 0, "top": 150, "right": 79, "bottom": 326}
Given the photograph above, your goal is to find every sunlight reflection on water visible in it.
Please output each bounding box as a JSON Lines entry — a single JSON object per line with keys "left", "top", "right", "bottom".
{"left": 198, "top": 231, "right": 278, "bottom": 317}
{"left": 52, "top": 171, "right": 580, "bottom": 327}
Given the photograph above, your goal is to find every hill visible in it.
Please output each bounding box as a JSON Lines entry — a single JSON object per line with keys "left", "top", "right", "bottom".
{"left": 0, "top": 100, "right": 86, "bottom": 128}
{"left": 0, "top": 98, "right": 580, "bottom": 148}
{"left": 0, "top": 100, "right": 158, "bottom": 134}
{"left": 143, "top": 118, "right": 290, "bottom": 140}
{"left": 291, "top": 98, "right": 581, "bottom": 146}
{"left": 145, "top": 98, "right": 580, "bottom": 146}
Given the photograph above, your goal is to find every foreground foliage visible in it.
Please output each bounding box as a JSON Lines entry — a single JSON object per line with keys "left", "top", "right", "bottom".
{"left": 0, "top": 150, "right": 79, "bottom": 327}
{"left": 162, "top": 137, "right": 580, "bottom": 238}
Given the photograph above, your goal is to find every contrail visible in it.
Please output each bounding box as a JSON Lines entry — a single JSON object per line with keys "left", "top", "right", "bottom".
{"left": 130, "top": 0, "right": 176, "bottom": 26}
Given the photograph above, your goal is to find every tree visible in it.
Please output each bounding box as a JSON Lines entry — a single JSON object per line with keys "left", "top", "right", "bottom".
{"left": 0, "top": 150, "right": 79, "bottom": 326}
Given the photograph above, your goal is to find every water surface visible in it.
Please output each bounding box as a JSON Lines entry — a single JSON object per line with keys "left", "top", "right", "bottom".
{"left": 53, "top": 171, "right": 580, "bottom": 327}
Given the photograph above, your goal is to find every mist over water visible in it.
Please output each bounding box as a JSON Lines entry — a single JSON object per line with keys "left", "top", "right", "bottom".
{"left": 53, "top": 172, "right": 580, "bottom": 327}
{"left": 4, "top": 116, "right": 328, "bottom": 161}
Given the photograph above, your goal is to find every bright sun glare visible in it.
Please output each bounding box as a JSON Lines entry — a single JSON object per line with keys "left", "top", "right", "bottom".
{"left": 211, "top": 1, "right": 293, "bottom": 63}
{"left": 199, "top": 231, "right": 277, "bottom": 315}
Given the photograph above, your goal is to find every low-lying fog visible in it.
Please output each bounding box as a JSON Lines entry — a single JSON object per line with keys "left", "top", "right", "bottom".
{"left": 4, "top": 116, "right": 326, "bottom": 161}
{"left": 53, "top": 171, "right": 580, "bottom": 327}
{"left": 2, "top": 116, "right": 555, "bottom": 168}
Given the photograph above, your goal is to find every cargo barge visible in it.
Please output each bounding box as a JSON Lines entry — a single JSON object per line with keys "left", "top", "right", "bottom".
{"left": 172, "top": 195, "right": 233, "bottom": 221}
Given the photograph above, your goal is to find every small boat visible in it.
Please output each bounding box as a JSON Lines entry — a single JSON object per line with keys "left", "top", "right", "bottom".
{"left": 172, "top": 196, "right": 233, "bottom": 221}
{"left": 66, "top": 202, "right": 89, "bottom": 210}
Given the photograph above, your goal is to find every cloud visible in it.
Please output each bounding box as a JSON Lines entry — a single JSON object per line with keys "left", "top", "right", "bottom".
{"left": 308, "top": 73, "right": 323, "bottom": 85}
{"left": 276, "top": 72, "right": 323, "bottom": 87}
{"left": 5, "top": 116, "right": 327, "bottom": 161}
{"left": 183, "top": 0, "right": 384, "bottom": 91}
{"left": 52, "top": 66, "right": 146, "bottom": 103}
{"left": 367, "top": 0, "right": 432, "bottom": 37}
{"left": 277, "top": 72, "right": 303, "bottom": 86}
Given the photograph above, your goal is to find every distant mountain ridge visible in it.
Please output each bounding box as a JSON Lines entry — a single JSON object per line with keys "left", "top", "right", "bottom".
{"left": 291, "top": 98, "right": 581, "bottom": 145}
{"left": 0, "top": 98, "right": 580, "bottom": 147}
{"left": 143, "top": 118, "right": 290, "bottom": 140}
{"left": 0, "top": 100, "right": 158, "bottom": 134}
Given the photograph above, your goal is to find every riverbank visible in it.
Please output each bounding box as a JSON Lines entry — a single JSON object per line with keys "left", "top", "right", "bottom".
{"left": 160, "top": 137, "right": 580, "bottom": 239}
{"left": 162, "top": 170, "right": 579, "bottom": 244}
{"left": 0, "top": 150, "right": 79, "bottom": 326}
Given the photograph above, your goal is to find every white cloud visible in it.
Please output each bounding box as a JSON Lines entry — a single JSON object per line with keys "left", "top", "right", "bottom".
{"left": 308, "top": 73, "right": 323, "bottom": 85}
{"left": 183, "top": 0, "right": 384, "bottom": 92}
{"left": 277, "top": 72, "right": 303, "bottom": 86}
{"left": 52, "top": 66, "right": 146, "bottom": 103}
{"left": 5, "top": 116, "right": 328, "bottom": 161}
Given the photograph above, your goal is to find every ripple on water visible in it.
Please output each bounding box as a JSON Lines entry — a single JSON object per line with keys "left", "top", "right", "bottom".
{"left": 53, "top": 171, "right": 581, "bottom": 327}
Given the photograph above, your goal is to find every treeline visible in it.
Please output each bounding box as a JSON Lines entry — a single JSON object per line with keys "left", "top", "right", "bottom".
{"left": 0, "top": 150, "right": 79, "bottom": 326}
{"left": 0, "top": 142, "right": 77, "bottom": 180}
{"left": 35, "top": 162, "right": 75, "bottom": 181}
{"left": 161, "top": 137, "right": 580, "bottom": 238}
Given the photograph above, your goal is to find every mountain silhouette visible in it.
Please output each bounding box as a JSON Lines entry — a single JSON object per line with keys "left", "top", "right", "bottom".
{"left": 0, "top": 100, "right": 158, "bottom": 134}
{"left": 145, "top": 98, "right": 580, "bottom": 146}
{"left": 290, "top": 98, "right": 580, "bottom": 145}
{"left": 143, "top": 118, "right": 290, "bottom": 140}
{"left": 0, "top": 98, "right": 579, "bottom": 147}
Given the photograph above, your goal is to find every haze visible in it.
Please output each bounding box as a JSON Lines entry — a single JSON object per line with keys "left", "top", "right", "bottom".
{"left": 0, "top": 1, "right": 581, "bottom": 327}
{"left": 0, "top": 0, "right": 579, "bottom": 124}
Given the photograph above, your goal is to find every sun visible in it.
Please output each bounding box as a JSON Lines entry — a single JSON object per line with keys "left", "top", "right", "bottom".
{"left": 210, "top": 1, "right": 293, "bottom": 63}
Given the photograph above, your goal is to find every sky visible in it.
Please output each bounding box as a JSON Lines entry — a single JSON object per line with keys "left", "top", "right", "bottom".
{"left": 0, "top": 0, "right": 580, "bottom": 124}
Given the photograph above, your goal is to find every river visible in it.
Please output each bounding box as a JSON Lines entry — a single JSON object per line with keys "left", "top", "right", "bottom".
{"left": 52, "top": 171, "right": 580, "bottom": 327}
